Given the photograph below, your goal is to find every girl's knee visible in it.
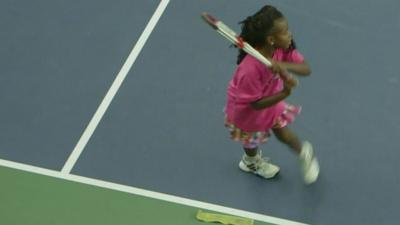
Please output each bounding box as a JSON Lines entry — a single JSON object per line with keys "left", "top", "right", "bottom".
{"left": 273, "top": 127, "right": 295, "bottom": 143}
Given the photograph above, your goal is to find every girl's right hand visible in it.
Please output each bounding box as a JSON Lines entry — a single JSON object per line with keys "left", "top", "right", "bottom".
{"left": 270, "top": 60, "right": 298, "bottom": 95}
{"left": 271, "top": 60, "right": 296, "bottom": 84}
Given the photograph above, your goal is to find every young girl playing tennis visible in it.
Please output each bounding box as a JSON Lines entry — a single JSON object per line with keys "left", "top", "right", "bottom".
{"left": 224, "top": 5, "right": 319, "bottom": 184}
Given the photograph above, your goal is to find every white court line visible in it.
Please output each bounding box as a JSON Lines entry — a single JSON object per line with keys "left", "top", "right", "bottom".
{"left": 61, "top": 0, "right": 170, "bottom": 174}
{"left": 0, "top": 158, "right": 308, "bottom": 225}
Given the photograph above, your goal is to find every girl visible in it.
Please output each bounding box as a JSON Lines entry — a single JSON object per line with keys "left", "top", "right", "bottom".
{"left": 224, "top": 5, "right": 319, "bottom": 184}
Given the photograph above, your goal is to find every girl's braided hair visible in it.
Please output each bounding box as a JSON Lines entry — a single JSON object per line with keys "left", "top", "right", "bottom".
{"left": 236, "top": 5, "right": 296, "bottom": 64}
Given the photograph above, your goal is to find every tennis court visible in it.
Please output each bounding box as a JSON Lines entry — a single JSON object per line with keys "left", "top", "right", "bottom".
{"left": 1, "top": 0, "right": 399, "bottom": 224}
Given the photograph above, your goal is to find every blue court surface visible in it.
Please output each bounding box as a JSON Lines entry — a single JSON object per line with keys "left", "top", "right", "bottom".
{"left": 1, "top": 0, "right": 400, "bottom": 224}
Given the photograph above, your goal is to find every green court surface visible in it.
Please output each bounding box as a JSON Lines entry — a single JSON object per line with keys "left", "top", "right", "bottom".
{"left": 0, "top": 166, "right": 276, "bottom": 225}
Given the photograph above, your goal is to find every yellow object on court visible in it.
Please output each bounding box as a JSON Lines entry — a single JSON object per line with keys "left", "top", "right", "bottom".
{"left": 196, "top": 210, "right": 254, "bottom": 225}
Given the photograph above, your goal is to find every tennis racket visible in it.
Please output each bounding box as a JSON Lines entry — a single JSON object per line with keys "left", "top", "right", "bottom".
{"left": 201, "top": 12, "right": 294, "bottom": 82}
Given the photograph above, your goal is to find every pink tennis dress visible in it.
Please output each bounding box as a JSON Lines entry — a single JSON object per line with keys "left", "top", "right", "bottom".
{"left": 224, "top": 48, "right": 304, "bottom": 146}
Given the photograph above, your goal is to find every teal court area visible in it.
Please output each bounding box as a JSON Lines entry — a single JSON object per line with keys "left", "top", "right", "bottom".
{"left": 0, "top": 164, "right": 276, "bottom": 225}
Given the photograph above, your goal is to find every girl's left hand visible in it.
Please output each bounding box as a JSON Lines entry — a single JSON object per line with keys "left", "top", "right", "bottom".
{"left": 270, "top": 60, "right": 285, "bottom": 74}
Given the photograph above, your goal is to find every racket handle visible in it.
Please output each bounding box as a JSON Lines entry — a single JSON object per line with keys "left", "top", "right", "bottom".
{"left": 241, "top": 42, "right": 291, "bottom": 81}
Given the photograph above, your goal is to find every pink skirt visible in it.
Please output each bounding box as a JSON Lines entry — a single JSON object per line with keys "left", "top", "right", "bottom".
{"left": 224, "top": 103, "right": 301, "bottom": 147}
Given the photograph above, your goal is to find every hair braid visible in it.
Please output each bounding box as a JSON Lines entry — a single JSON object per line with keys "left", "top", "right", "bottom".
{"left": 236, "top": 5, "right": 285, "bottom": 64}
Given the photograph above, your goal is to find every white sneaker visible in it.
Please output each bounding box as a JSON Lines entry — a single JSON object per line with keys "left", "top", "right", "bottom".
{"left": 299, "top": 141, "right": 320, "bottom": 184}
{"left": 239, "top": 152, "right": 280, "bottom": 179}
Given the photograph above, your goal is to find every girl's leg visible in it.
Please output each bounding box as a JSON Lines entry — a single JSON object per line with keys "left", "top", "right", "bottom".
{"left": 243, "top": 146, "right": 258, "bottom": 157}
{"left": 273, "top": 126, "right": 320, "bottom": 184}
{"left": 272, "top": 126, "right": 302, "bottom": 154}
{"left": 239, "top": 144, "right": 280, "bottom": 179}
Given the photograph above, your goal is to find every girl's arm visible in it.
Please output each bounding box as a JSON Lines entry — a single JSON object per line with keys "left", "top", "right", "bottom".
{"left": 278, "top": 61, "right": 311, "bottom": 76}
{"left": 251, "top": 76, "right": 297, "bottom": 110}
{"left": 251, "top": 91, "right": 290, "bottom": 110}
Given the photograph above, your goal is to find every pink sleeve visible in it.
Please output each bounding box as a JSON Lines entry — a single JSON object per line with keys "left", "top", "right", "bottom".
{"left": 235, "top": 70, "right": 264, "bottom": 103}
{"left": 282, "top": 49, "right": 305, "bottom": 63}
